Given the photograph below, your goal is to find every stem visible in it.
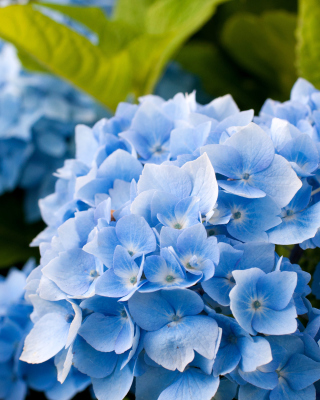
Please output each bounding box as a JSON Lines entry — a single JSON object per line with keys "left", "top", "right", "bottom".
{"left": 289, "top": 244, "right": 304, "bottom": 264}
{"left": 311, "top": 187, "right": 320, "bottom": 196}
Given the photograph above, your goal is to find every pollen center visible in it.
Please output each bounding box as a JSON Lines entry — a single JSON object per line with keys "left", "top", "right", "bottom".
{"left": 253, "top": 300, "right": 262, "bottom": 310}
{"left": 166, "top": 275, "right": 175, "bottom": 283}
{"left": 174, "top": 223, "right": 183, "bottom": 229}
{"left": 186, "top": 262, "right": 195, "bottom": 270}
{"left": 242, "top": 173, "right": 250, "bottom": 180}
{"left": 130, "top": 276, "right": 137, "bottom": 284}
{"left": 286, "top": 209, "right": 294, "bottom": 217}
{"left": 154, "top": 145, "right": 164, "bottom": 154}
{"left": 233, "top": 211, "right": 241, "bottom": 220}
{"left": 89, "top": 269, "right": 99, "bottom": 278}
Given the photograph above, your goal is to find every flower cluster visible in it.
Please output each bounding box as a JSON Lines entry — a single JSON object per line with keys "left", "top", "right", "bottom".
{"left": 20, "top": 87, "right": 320, "bottom": 400}
{"left": 0, "top": 41, "right": 105, "bottom": 221}
{"left": 256, "top": 78, "right": 320, "bottom": 248}
{"left": 0, "top": 260, "right": 90, "bottom": 400}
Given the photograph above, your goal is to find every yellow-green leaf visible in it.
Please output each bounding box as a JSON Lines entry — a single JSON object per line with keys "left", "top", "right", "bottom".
{"left": 0, "top": 4, "right": 132, "bottom": 111}
{"left": 297, "top": 0, "right": 320, "bottom": 88}
{"left": 0, "top": 0, "right": 228, "bottom": 111}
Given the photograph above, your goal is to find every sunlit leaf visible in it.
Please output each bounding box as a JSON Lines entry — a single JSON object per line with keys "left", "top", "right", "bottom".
{"left": 0, "top": 4, "right": 132, "bottom": 111}
{"left": 297, "top": 0, "right": 320, "bottom": 89}
{"left": 0, "top": 0, "right": 228, "bottom": 110}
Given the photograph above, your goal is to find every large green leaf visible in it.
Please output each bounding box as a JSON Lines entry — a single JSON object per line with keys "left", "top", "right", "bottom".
{"left": 297, "top": 0, "right": 320, "bottom": 88}
{"left": 42, "top": 0, "right": 229, "bottom": 96}
{"left": 0, "top": 5, "right": 132, "bottom": 111}
{"left": 221, "top": 11, "right": 297, "bottom": 101}
{"left": 0, "top": 0, "right": 227, "bottom": 110}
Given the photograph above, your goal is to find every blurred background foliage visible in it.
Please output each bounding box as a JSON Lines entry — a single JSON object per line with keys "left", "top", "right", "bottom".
{"left": 0, "top": 0, "right": 319, "bottom": 281}
{"left": 175, "top": 0, "right": 298, "bottom": 110}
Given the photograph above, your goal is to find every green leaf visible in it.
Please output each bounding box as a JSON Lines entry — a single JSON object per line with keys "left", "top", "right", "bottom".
{"left": 0, "top": 0, "right": 227, "bottom": 110}
{"left": 114, "top": 0, "right": 156, "bottom": 28}
{"left": 0, "top": 5, "right": 132, "bottom": 111}
{"left": 0, "top": 192, "right": 42, "bottom": 268}
{"left": 17, "top": 49, "right": 48, "bottom": 73}
{"left": 43, "top": 0, "right": 229, "bottom": 95}
{"left": 221, "top": 11, "right": 297, "bottom": 101}
{"left": 35, "top": 3, "right": 141, "bottom": 55}
{"left": 297, "top": 0, "right": 320, "bottom": 88}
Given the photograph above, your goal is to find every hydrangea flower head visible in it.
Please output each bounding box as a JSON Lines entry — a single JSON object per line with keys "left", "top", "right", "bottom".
{"left": 19, "top": 88, "right": 320, "bottom": 400}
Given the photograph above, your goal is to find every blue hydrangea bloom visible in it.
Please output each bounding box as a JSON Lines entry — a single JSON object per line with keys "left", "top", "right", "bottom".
{"left": 0, "top": 260, "right": 90, "bottom": 400}
{"left": 159, "top": 223, "right": 219, "bottom": 281}
{"left": 202, "top": 242, "right": 275, "bottom": 306}
{"left": 229, "top": 266, "right": 298, "bottom": 335}
{"left": 0, "top": 41, "right": 106, "bottom": 221}
{"left": 207, "top": 312, "right": 272, "bottom": 377}
{"left": 267, "top": 181, "right": 320, "bottom": 244}
{"left": 19, "top": 88, "right": 320, "bottom": 400}
{"left": 256, "top": 78, "right": 320, "bottom": 248}
{"left": 277, "top": 256, "right": 311, "bottom": 315}
{"left": 129, "top": 289, "right": 221, "bottom": 372}
{"left": 201, "top": 122, "right": 302, "bottom": 207}
{"left": 237, "top": 335, "right": 320, "bottom": 400}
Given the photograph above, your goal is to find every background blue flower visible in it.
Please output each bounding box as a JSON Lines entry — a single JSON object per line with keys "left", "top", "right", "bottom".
{"left": 0, "top": 260, "right": 90, "bottom": 400}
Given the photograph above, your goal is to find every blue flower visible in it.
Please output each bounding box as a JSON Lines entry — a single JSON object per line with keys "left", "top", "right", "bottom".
{"left": 136, "top": 362, "right": 219, "bottom": 400}
{"left": 238, "top": 335, "right": 320, "bottom": 400}
{"left": 128, "top": 289, "right": 221, "bottom": 372}
{"left": 139, "top": 247, "right": 201, "bottom": 292}
{"left": 278, "top": 257, "right": 311, "bottom": 315}
{"left": 0, "top": 261, "right": 89, "bottom": 400}
{"left": 207, "top": 313, "right": 272, "bottom": 376}
{"left": 267, "top": 181, "right": 320, "bottom": 244}
{"left": 84, "top": 213, "right": 156, "bottom": 268}
{"left": 21, "top": 296, "right": 82, "bottom": 364}
{"left": 78, "top": 296, "right": 135, "bottom": 354}
{"left": 229, "top": 267, "right": 298, "bottom": 335}
{"left": 0, "top": 41, "right": 105, "bottom": 221}
{"left": 202, "top": 242, "right": 243, "bottom": 306}
{"left": 132, "top": 152, "right": 218, "bottom": 224}
{"left": 95, "top": 245, "right": 145, "bottom": 300}
{"left": 202, "top": 122, "right": 302, "bottom": 207}
{"left": 202, "top": 242, "right": 275, "bottom": 307}
{"left": 160, "top": 223, "right": 219, "bottom": 281}
{"left": 120, "top": 100, "right": 174, "bottom": 164}
{"left": 212, "top": 191, "right": 282, "bottom": 242}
